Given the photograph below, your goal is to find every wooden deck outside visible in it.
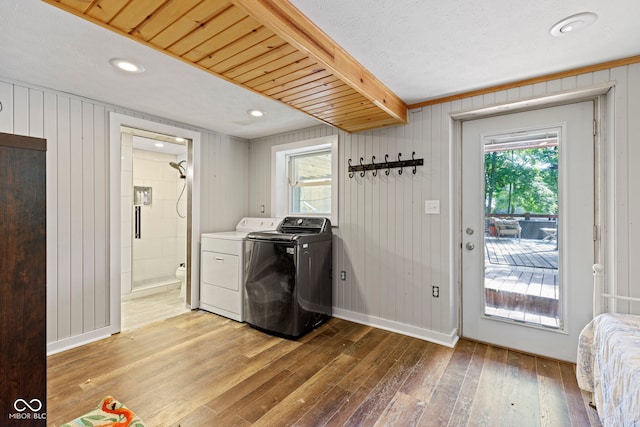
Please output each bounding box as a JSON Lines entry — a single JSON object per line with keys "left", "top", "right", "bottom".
{"left": 485, "top": 237, "right": 558, "bottom": 269}
{"left": 484, "top": 237, "right": 559, "bottom": 327}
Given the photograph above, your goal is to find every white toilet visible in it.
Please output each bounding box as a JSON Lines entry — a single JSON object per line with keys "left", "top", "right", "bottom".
{"left": 176, "top": 264, "right": 186, "bottom": 299}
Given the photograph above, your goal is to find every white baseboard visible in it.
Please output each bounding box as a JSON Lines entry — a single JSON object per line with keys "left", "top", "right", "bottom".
{"left": 47, "top": 326, "right": 115, "bottom": 356}
{"left": 46, "top": 311, "right": 459, "bottom": 355}
{"left": 332, "top": 308, "right": 459, "bottom": 348}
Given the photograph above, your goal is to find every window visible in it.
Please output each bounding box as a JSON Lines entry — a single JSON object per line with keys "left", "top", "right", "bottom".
{"left": 272, "top": 135, "right": 338, "bottom": 225}
{"left": 289, "top": 149, "right": 332, "bottom": 214}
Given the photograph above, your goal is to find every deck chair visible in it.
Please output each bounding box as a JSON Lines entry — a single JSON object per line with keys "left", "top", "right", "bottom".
{"left": 494, "top": 219, "right": 521, "bottom": 241}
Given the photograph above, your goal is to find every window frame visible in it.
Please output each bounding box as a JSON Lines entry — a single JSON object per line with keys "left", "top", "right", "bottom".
{"left": 288, "top": 148, "right": 332, "bottom": 215}
{"left": 271, "top": 135, "right": 338, "bottom": 225}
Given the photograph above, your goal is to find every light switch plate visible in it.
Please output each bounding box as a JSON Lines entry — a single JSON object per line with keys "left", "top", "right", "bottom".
{"left": 425, "top": 200, "right": 440, "bottom": 214}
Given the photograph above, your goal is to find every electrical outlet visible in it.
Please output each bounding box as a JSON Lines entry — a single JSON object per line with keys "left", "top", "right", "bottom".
{"left": 432, "top": 286, "right": 439, "bottom": 298}
{"left": 340, "top": 271, "right": 346, "bottom": 280}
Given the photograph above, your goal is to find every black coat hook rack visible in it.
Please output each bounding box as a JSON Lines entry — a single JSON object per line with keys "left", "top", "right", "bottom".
{"left": 348, "top": 152, "right": 423, "bottom": 178}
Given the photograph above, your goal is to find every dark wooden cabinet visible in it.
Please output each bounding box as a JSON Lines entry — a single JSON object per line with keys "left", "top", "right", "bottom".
{"left": 0, "top": 133, "right": 47, "bottom": 425}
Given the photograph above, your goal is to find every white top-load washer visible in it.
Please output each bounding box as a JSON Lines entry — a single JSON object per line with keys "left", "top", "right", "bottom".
{"left": 200, "top": 217, "right": 282, "bottom": 321}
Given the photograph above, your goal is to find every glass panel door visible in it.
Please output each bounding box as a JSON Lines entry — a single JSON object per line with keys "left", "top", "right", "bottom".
{"left": 461, "top": 101, "right": 595, "bottom": 362}
{"left": 484, "top": 132, "right": 560, "bottom": 328}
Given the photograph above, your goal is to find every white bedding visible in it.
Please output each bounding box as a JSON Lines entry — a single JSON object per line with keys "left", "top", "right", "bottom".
{"left": 577, "top": 313, "right": 640, "bottom": 426}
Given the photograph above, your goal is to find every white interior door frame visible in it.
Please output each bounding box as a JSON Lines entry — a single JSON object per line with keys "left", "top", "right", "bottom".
{"left": 108, "top": 113, "right": 201, "bottom": 335}
{"left": 450, "top": 83, "right": 612, "bottom": 348}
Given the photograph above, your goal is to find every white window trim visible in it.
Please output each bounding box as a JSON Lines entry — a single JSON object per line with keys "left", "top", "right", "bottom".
{"left": 271, "top": 135, "right": 338, "bottom": 226}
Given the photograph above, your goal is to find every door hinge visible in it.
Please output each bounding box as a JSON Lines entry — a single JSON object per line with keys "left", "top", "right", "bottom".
{"left": 593, "top": 225, "right": 598, "bottom": 241}
{"left": 593, "top": 119, "right": 598, "bottom": 136}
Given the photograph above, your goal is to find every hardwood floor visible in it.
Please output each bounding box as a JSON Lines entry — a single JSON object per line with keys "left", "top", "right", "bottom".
{"left": 47, "top": 311, "right": 601, "bottom": 426}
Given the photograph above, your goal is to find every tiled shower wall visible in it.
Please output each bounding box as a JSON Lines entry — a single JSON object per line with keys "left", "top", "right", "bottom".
{"left": 120, "top": 137, "right": 187, "bottom": 293}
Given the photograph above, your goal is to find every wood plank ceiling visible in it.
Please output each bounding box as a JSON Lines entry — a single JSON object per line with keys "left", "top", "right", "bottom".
{"left": 42, "top": 0, "right": 408, "bottom": 133}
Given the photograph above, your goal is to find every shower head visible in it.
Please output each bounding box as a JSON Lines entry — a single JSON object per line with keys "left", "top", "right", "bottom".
{"left": 169, "top": 161, "right": 186, "bottom": 179}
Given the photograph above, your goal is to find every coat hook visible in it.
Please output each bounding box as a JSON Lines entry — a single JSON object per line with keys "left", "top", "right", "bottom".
{"left": 371, "top": 155, "right": 377, "bottom": 176}
{"left": 385, "top": 154, "right": 390, "bottom": 175}
{"left": 348, "top": 158, "right": 354, "bottom": 178}
{"left": 359, "top": 157, "right": 365, "bottom": 177}
{"left": 412, "top": 151, "right": 417, "bottom": 174}
{"left": 398, "top": 152, "right": 403, "bottom": 175}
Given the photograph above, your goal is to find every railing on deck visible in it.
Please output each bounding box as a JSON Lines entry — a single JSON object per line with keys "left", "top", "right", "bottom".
{"left": 485, "top": 213, "right": 557, "bottom": 240}
{"left": 486, "top": 213, "right": 558, "bottom": 220}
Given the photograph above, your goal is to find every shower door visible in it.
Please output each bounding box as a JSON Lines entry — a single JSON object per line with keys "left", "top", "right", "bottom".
{"left": 126, "top": 139, "right": 188, "bottom": 292}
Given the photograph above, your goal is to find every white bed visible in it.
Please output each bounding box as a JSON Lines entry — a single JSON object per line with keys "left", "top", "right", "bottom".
{"left": 576, "top": 264, "right": 640, "bottom": 427}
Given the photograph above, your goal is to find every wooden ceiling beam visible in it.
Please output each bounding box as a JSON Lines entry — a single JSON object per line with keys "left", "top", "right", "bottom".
{"left": 303, "top": 92, "right": 367, "bottom": 115}
{"left": 292, "top": 86, "right": 356, "bottom": 109}
{"left": 43, "top": 0, "right": 408, "bottom": 133}
{"left": 224, "top": 43, "right": 299, "bottom": 79}
{"left": 231, "top": 0, "right": 407, "bottom": 125}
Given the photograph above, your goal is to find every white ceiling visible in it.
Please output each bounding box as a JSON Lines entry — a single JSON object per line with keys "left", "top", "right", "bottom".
{"left": 291, "top": 0, "right": 640, "bottom": 104}
{"left": 1, "top": 0, "right": 639, "bottom": 140}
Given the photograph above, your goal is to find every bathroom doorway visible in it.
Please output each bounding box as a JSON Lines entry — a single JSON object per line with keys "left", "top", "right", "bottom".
{"left": 120, "top": 127, "right": 190, "bottom": 330}
{"left": 108, "top": 112, "right": 202, "bottom": 334}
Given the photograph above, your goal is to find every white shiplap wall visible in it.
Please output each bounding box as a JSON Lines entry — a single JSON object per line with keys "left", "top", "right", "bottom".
{"left": 0, "top": 77, "right": 249, "bottom": 353}
{"left": 249, "top": 114, "right": 455, "bottom": 345}
{"left": 249, "top": 63, "right": 640, "bottom": 344}
{"left": 609, "top": 64, "right": 640, "bottom": 313}
{"left": 199, "top": 130, "right": 249, "bottom": 234}
{"left": 0, "top": 62, "right": 637, "bottom": 353}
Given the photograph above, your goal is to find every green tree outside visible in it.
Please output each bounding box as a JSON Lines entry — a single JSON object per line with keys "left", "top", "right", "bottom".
{"left": 485, "top": 146, "right": 557, "bottom": 215}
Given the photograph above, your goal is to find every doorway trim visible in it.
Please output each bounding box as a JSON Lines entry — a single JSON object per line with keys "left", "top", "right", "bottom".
{"left": 108, "top": 113, "right": 201, "bottom": 335}
{"left": 450, "top": 81, "right": 613, "bottom": 342}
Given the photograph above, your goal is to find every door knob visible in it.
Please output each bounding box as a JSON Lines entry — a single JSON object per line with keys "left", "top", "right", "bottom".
{"left": 466, "top": 242, "right": 475, "bottom": 250}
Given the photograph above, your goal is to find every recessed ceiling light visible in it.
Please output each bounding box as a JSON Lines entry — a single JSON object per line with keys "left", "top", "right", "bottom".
{"left": 154, "top": 142, "right": 164, "bottom": 148}
{"left": 109, "top": 58, "right": 145, "bottom": 73}
{"left": 248, "top": 109, "right": 265, "bottom": 118}
{"left": 175, "top": 137, "right": 186, "bottom": 142}
{"left": 550, "top": 12, "right": 597, "bottom": 37}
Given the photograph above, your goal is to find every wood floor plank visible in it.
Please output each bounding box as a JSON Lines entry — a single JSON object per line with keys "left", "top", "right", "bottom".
{"left": 342, "top": 326, "right": 389, "bottom": 359}
{"left": 250, "top": 353, "right": 359, "bottom": 426}
{"left": 375, "top": 391, "right": 427, "bottom": 427}
{"left": 499, "top": 350, "right": 541, "bottom": 426}
{"left": 216, "top": 347, "right": 316, "bottom": 418}
{"left": 205, "top": 342, "right": 302, "bottom": 413}
{"left": 580, "top": 389, "right": 603, "bottom": 427}
{"left": 464, "top": 344, "right": 510, "bottom": 426}
{"left": 399, "top": 341, "right": 454, "bottom": 403}
{"left": 235, "top": 370, "right": 307, "bottom": 423}
{"left": 294, "top": 385, "right": 352, "bottom": 426}
{"left": 176, "top": 405, "right": 242, "bottom": 427}
{"left": 559, "top": 361, "right": 596, "bottom": 426}
{"left": 358, "top": 335, "right": 412, "bottom": 392}
{"left": 110, "top": 335, "right": 254, "bottom": 422}
{"left": 536, "top": 357, "right": 572, "bottom": 427}
{"left": 417, "top": 339, "right": 477, "bottom": 426}
{"left": 448, "top": 342, "right": 490, "bottom": 426}
{"left": 208, "top": 368, "right": 293, "bottom": 420}
{"left": 323, "top": 387, "right": 371, "bottom": 427}
{"left": 348, "top": 339, "right": 430, "bottom": 425}
{"left": 336, "top": 332, "right": 405, "bottom": 392}
{"left": 46, "top": 312, "right": 601, "bottom": 427}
